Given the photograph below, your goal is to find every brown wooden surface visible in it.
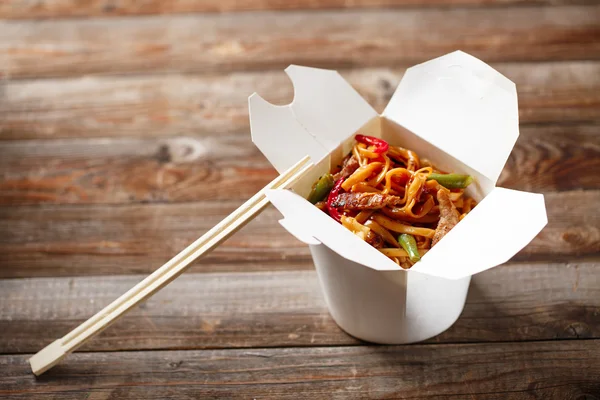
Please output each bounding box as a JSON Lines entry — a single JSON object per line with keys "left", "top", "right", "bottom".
{"left": 2, "top": 62, "right": 600, "bottom": 140}
{"left": 0, "top": 190, "right": 599, "bottom": 278}
{"left": 1, "top": 0, "right": 599, "bottom": 398}
{"left": 1, "top": 341, "right": 599, "bottom": 399}
{"left": 2, "top": 6, "right": 600, "bottom": 79}
{"left": 1, "top": 263, "right": 598, "bottom": 354}
{"left": 3, "top": 0, "right": 599, "bottom": 20}
{"left": 1, "top": 123, "right": 598, "bottom": 206}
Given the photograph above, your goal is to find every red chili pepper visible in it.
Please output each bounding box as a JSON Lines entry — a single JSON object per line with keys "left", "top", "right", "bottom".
{"left": 355, "top": 134, "right": 389, "bottom": 154}
{"left": 326, "top": 178, "right": 345, "bottom": 223}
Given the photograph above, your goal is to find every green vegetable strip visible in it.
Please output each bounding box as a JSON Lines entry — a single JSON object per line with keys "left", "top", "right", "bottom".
{"left": 427, "top": 173, "right": 473, "bottom": 189}
{"left": 398, "top": 234, "right": 421, "bottom": 263}
{"left": 307, "top": 173, "right": 334, "bottom": 204}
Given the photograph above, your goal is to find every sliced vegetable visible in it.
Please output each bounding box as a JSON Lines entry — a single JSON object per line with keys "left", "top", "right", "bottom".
{"left": 427, "top": 173, "right": 473, "bottom": 189}
{"left": 355, "top": 134, "right": 389, "bottom": 154}
{"left": 326, "top": 177, "right": 346, "bottom": 222}
{"left": 398, "top": 233, "right": 421, "bottom": 263}
{"left": 307, "top": 173, "right": 334, "bottom": 204}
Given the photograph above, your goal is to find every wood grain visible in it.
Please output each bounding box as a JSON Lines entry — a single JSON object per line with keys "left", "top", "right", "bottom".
{"left": 1, "top": 123, "right": 597, "bottom": 206}
{"left": 0, "top": 135, "right": 275, "bottom": 205}
{"left": 2, "top": 7, "right": 600, "bottom": 79}
{"left": 1, "top": 263, "right": 598, "bottom": 354}
{"left": 2, "top": 0, "right": 598, "bottom": 20}
{"left": 497, "top": 123, "right": 600, "bottom": 193}
{"left": 2, "top": 62, "right": 599, "bottom": 142}
{"left": 1, "top": 341, "right": 599, "bottom": 398}
{"left": 0, "top": 190, "right": 598, "bottom": 278}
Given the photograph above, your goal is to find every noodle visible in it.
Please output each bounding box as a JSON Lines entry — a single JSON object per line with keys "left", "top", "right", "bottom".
{"left": 341, "top": 216, "right": 370, "bottom": 240}
{"left": 379, "top": 248, "right": 409, "bottom": 257}
{"left": 351, "top": 182, "right": 380, "bottom": 193}
{"left": 379, "top": 248, "right": 429, "bottom": 258}
{"left": 355, "top": 210, "right": 375, "bottom": 224}
{"left": 383, "top": 168, "right": 411, "bottom": 195}
{"left": 372, "top": 214, "right": 436, "bottom": 239}
{"left": 342, "top": 162, "right": 382, "bottom": 191}
{"left": 310, "top": 134, "right": 477, "bottom": 268}
{"left": 462, "top": 197, "right": 476, "bottom": 213}
{"left": 372, "top": 154, "right": 391, "bottom": 185}
{"left": 380, "top": 206, "right": 440, "bottom": 224}
{"left": 364, "top": 220, "right": 401, "bottom": 247}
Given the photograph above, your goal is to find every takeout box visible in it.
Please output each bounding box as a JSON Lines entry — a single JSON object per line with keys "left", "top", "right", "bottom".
{"left": 248, "top": 51, "right": 548, "bottom": 344}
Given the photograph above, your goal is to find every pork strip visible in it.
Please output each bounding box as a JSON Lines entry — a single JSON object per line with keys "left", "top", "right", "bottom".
{"left": 431, "top": 188, "right": 460, "bottom": 246}
{"left": 330, "top": 192, "right": 405, "bottom": 210}
{"left": 333, "top": 155, "right": 359, "bottom": 181}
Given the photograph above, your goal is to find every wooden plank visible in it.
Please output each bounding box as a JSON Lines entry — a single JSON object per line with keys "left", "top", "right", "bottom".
{"left": 2, "top": 7, "right": 600, "bottom": 79}
{"left": 0, "top": 190, "right": 598, "bottom": 278}
{"left": 0, "top": 134, "right": 275, "bottom": 205}
{"left": 498, "top": 123, "right": 600, "bottom": 193}
{"left": 0, "top": 201, "right": 309, "bottom": 278}
{"left": 2, "top": 0, "right": 598, "bottom": 20}
{"left": 2, "top": 62, "right": 599, "bottom": 141}
{"left": 1, "top": 341, "right": 599, "bottom": 398}
{"left": 0, "top": 263, "right": 598, "bottom": 353}
{"left": 1, "top": 123, "right": 597, "bottom": 206}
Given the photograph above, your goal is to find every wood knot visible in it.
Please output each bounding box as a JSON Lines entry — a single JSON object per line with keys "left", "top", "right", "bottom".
{"left": 103, "top": 2, "right": 116, "bottom": 12}
{"left": 562, "top": 230, "right": 584, "bottom": 245}
{"left": 378, "top": 78, "right": 395, "bottom": 100}
{"left": 565, "top": 322, "right": 589, "bottom": 339}
{"left": 379, "top": 78, "right": 392, "bottom": 91}
{"left": 163, "top": 138, "right": 206, "bottom": 163}
{"left": 155, "top": 144, "right": 172, "bottom": 164}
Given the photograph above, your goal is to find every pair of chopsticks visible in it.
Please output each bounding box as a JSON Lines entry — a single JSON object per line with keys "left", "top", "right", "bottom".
{"left": 29, "top": 156, "right": 313, "bottom": 376}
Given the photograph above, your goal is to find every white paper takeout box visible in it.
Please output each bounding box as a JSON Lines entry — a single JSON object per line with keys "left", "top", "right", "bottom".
{"left": 249, "top": 51, "right": 548, "bottom": 344}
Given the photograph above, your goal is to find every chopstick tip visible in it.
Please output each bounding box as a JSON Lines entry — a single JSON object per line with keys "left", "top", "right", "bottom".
{"left": 29, "top": 340, "right": 66, "bottom": 376}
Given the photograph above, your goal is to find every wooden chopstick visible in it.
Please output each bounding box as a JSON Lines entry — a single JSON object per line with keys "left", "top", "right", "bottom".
{"left": 29, "top": 156, "right": 313, "bottom": 376}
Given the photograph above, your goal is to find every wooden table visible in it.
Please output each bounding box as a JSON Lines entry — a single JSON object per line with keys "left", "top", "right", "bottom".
{"left": 1, "top": 1, "right": 599, "bottom": 398}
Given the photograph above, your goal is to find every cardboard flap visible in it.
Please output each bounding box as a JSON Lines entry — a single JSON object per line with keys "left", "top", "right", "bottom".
{"left": 286, "top": 65, "right": 378, "bottom": 152}
{"left": 278, "top": 218, "right": 321, "bottom": 246}
{"left": 267, "top": 189, "right": 400, "bottom": 271}
{"left": 411, "top": 188, "right": 547, "bottom": 279}
{"left": 249, "top": 93, "right": 328, "bottom": 173}
{"left": 383, "top": 51, "right": 519, "bottom": 184}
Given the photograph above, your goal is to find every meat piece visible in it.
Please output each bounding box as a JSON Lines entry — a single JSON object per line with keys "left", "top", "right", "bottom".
{"left": 333, "top": 155, "right": 359, "bottom": 181}
{"left": 314, "top": 200, "right": 328, "bottom": 212}
{"left": 330, "top": 192, "right": 405, "bottom": 210}
{"left": 365, "top": 230, "right": 384, "bottom": 249}
{"left": 431, "top": 188, "right": 460, "bottom": 246}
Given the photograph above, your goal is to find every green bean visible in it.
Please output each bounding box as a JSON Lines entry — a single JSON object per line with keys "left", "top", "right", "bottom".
{"left": 307, "top": 173, "right": 334, "bottom": 204}
{"left": 427, "top": 173, "right": 473, "bottom": 189}
{"left": 398, "top": 234, "right": 421, "bottom": 263}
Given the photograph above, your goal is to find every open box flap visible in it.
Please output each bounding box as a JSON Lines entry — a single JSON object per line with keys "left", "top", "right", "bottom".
{"left": 267, "top": 189, "right": 400, "bottom": 271}
{"left": 383, "top": 51, "right": 519, "bottom": 184}
{"left": 278, "top": 218, "right": 321, "bottom": 246}
{"left": 411, "top": 187, "right": 548, "bottom": 279}
{"left": 285, "top": 65, "right": 378, "bottom": 151}
{"left": 250, "top": 66, "right": 378, "bottom": 173}
{"left": 249, "top": 94, "right": 328, "bottom": 173}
